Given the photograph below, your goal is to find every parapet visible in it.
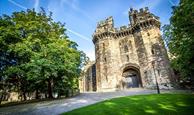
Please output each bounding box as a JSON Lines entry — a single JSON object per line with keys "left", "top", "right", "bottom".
{"left": 97, "top": 16, "right": 114, "bottom": 28}
{"left": 93, "top": 7, "right": 161, "bottom": 44}
{"left": 95, "top": 16, "right": 114, "bottom": 33}
{"left": 129, "top": 7, "right": 160, "bottom": 25}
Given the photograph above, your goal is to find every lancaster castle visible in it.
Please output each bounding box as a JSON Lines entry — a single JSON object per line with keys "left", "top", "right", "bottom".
{"left": 79, "top": 7, "right": 175, "bottom": 92}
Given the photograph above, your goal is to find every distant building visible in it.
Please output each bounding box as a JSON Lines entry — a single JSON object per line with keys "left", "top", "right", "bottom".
{"left": 80, "top": 7, "right": 175, "bottom": 92}
{"left": 79, "top": 61, "right": 96, "bottom": 92}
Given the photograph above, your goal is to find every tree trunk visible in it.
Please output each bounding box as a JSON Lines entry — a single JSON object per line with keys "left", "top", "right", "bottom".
{"left": 23, "top": 92, "right": 26, "bottom": 101}
{"left": 0, "top": 93, "right": 3, "bottom": 104}
{"left": 35, "top": 89, "right": 39, "bottom": 99}
{"left": 45, "top": 93, "right": 47, "bottom": 98}
{"left": 47, "top": 79, "right": 53, "bottom": 98}
{"left": 0, "top": 86, "right": 6, "bottom": 104}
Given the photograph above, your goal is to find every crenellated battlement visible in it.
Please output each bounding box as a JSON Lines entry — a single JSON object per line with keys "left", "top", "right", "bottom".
{"left": 93, "top": 7, "right": 161, "bottom": 44}
{"left": 95, "top": 16, "right": 114, "bottom": 34}
{"left": 129, "top": 7, "right": 160, "bottom": 25}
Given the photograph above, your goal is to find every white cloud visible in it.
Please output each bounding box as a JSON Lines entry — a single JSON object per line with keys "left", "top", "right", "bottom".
{"left": 47, "top": 1, "right": 93, "bottom": 42}
{"left": 168, "top": 0, "right": 177, "bottom": 6}
{"left": 8, "top": 0, "right": 40, "bottom": 12}
{"left": 66, "top": 27, "right": 91, "bottom": 41}
{"left": 59, "top": 0, "right": 95, "bottom": 22}
{"left": 8, "top": 0, "right": 27, "bottom": 10}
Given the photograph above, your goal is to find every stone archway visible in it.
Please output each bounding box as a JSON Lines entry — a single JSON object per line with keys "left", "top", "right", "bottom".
{"left": 122, "top": 66, "right": 142, "bottom": 89}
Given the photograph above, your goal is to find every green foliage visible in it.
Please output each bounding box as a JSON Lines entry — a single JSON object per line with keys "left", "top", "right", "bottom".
{"left": 0, "top": 9, "right": 87, "bottom": 100}
{"left": 163, "top": 0, "right": 194, "bottom": 83}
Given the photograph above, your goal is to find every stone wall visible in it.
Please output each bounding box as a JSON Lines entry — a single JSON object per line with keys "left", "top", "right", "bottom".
{"left": 79, "top": 61, "right": 96, "bottom": 92}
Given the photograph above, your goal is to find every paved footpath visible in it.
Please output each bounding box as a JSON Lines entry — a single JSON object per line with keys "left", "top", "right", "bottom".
{"left": 0, "top": 89, "right": 180, "bottom": 115}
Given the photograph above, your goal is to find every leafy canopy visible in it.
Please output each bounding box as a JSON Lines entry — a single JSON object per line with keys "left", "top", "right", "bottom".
{"left": 0, "top": 9, "right": 87, "bottom": 99}
{"left": 163, "top": 0, "right": 194, "bottom": 81}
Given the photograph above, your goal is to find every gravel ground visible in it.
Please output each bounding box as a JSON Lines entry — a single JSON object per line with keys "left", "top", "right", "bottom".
{"left": 0, "top": 89, "right": 191, "bottom": 115}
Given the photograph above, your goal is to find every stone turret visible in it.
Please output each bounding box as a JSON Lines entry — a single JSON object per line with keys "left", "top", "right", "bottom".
{"left": 97, "top": 16, "right": 114, "bottom": 30}
{"left": 129, "top": 7, "right": 160, "bottom": 26}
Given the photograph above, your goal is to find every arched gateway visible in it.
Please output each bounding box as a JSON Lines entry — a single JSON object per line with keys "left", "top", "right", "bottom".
{"left": 122, "top": 66, "right": 142, "bottom": 89}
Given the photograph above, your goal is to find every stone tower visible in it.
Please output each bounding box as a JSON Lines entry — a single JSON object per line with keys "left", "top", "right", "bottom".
{"left": 88, "top": 7, "right": 174, "bottom": 92}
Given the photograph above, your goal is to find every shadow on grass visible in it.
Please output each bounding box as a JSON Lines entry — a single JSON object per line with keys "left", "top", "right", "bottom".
{"left": 63, "top": 94, "right": 194, "bottom": 115}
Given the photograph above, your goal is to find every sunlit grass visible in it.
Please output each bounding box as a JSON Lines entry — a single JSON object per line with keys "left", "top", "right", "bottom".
{"left": 63, "top": 94, "right": 194, "bottom": 115}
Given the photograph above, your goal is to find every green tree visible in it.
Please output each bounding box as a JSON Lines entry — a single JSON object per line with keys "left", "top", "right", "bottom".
{"left": 163, "top": 0, "right": 194, "bottom": 85}
{"left": 0, "top": 14, "right": 21, "bottom": 102}
{"left": 0, "top": 9, "right": 85, "bottom": 100}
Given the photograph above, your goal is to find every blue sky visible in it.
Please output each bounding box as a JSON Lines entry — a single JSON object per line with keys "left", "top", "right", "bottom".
{"left": 0, "top": 0, "right": 179, "bottom": 60}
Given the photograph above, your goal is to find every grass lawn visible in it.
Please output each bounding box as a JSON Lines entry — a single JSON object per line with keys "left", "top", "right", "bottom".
{"left": 63, "top": 94, "right": 194, "bottom": 115}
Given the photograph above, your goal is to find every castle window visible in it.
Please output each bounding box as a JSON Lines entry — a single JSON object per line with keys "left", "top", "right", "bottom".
{"left": 144, "top": 71, "right": 148, "bottom": 78}
{"left": 151, "top": 49, "right": 155, "bottom": 54}
{"left": 147, "top": 32, "right": 150, "bottom": 36}
{"left": 106, "top": 75, "right": 108, "bottom": 81}
{"left": 157, "top": 70, "right": 160, "bottom": 76}
{"left": 152, "top": 44, "right": 162, "bottom": 56}
{"left": 144, "top": 71, "right": 150, "bottom": 85}
{"left": 103, "top": 43, "right": 105, "bottom": 48}
{"left": 124, "top": 45, "right": 128, "bottom": 53}
{"left": 129, "top": 40, "right": 132, "bottom": 49}
{"left": 133, "top": 14, "right": 137, "bottom": 23}
{"left": 104, "top": 57, "right": 107, "bottom": 62}
{"left": 126, "top": 55, "right": 129, "bottom": 62}
{"left": 103, "top": 43, "right": 105, "bottom": 52}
